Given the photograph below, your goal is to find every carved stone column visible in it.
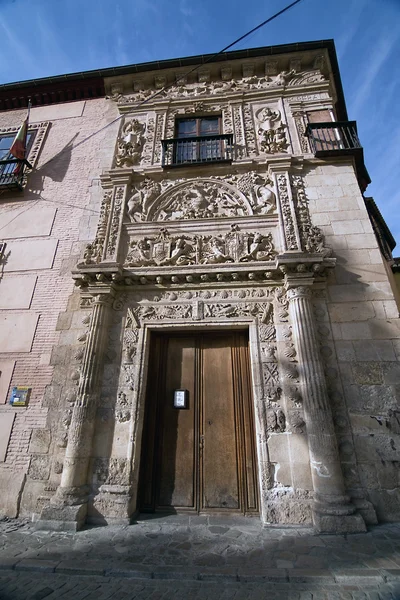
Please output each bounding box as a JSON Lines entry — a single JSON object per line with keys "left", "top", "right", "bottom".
{"left": 286, "top": 284, "right": 366, "bottom": 533}
{"left": 38, "top": 290, "right": 114, "bottom": 531}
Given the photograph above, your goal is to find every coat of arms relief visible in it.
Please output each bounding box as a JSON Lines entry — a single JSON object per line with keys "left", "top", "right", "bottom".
{"left": 125, "top": 227, "right": 277, "bottom": 268}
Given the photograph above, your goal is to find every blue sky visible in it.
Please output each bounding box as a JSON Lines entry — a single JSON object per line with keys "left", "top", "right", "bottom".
{"left": 0, "top": 0, "right": 399, "bottom": 248}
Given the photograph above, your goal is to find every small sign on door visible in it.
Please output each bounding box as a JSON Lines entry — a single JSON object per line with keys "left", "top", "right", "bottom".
{"left": 173, "top": 389, "right": 188, "bottom": 409}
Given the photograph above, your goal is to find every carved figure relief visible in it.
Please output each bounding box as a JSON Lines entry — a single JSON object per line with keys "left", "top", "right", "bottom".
{"left": 109, "top": 70, "right": 325, "bottom": 104}
{"left": 126, "top": 174, "right": 276, "bottom": 223}
{"left": 154, "top": 180, "right": 249, "bottom": 221}
{"left": 115, "top": 119, "right": 145, "bottom": 167}
{"left": 237, "top": 172, "right": 276, "bottom": 215}
{"left": 256, "top": 107, "right": 288, "bottom": 154}
{"left": 125, "top": 228, "right": 276, "bottom": 268}
{"left": 126, "top": 179, "right": 161, "bottom": 223}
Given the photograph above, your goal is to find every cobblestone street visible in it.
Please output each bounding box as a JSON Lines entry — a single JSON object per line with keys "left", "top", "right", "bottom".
{"left": 0, "top": 516, "right": 399, "bottom": 599}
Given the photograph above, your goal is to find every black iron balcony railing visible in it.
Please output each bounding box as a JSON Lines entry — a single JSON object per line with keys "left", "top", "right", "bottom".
{"left": 0, "top": 157, "right": 32, "bottom": 191}
{"left": 305, "top": 121, "right": 370, "bottom": 191}
{"left": 162, "top": 134, "right": 234, "bottom": 168}
{"left": 306, "top": 121, "right": 361, "bottom": 155}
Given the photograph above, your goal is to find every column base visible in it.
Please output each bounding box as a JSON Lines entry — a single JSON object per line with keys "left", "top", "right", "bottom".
{"left": 313, "top": 511, "right": 366, "bottom": 534}
{"left": 312, "top": 492, "right": 367, "bottom": 533}
{"left": 87, "top": 485, "right": 135, "bottom": 526}
{"left": 36, "top": 503, "right": 87, "bottom": 532}
{"left": 35, "top": 485, "right": 90, "bottom": 531}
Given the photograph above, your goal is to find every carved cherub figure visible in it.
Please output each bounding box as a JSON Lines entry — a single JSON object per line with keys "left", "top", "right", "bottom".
{"left": 126, "top": 239, "right": 153, "bottom": 266}
{"left": 201, "top": 237, "right": 234, "bottom": 264}
{"left": 274, "top": 69, "right": 296, "bottom": 86}
{"left": 240, "top": 233, "right": 276, "bottom": 262}
{"left": 159, "top": 237, "right": 194, "bottom": 266}
{"left": 251, "top": 175, "right": 276, "bottom": 214}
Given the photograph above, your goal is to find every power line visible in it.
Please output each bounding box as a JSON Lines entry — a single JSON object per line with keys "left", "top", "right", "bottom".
{"left": 53, "top": 0, "right": 305, "bottom": 155}
{"left": 29, "top": 0, "right": 304, "bottom": 213}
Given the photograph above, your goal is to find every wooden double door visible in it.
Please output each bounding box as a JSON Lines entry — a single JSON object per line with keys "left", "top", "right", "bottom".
{"left": 139, "top": 331, "right": 259, "bottom": 515}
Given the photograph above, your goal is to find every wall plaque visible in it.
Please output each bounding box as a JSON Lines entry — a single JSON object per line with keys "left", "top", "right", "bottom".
{"left": 173, "top": 389, "right": 188, "bottom": 409}
{"left": 9, "top": 386, "right": 31, "bottom": 407}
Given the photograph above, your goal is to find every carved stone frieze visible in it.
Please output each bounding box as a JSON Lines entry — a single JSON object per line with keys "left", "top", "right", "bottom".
{"left": 232, "top": 104, "right": 245, "bottom": 158}
{"left": 291, "top": 175, "right": 328, "bottom": 254}
{"left": 125, "top": 227, "right": 276, "bottom": 268}
{"left": 153, "top": 113, "right": 165, "bottom": 164}
{"left": 256, "top": 107, "right": 288, "bottom": 154}
{"left": 292, "top": 111, "right": 310, "bottom": 153}
{"left": 126, "top": 173, "right": 277, "bottom": 223}
{"left": 267, "top": 408, "right": 286, "bottom": 433}
{"left": 81, "top": 191, "right": 112, "bottom": 265}
{"left": 141, "top": 116, "right": 155, "bottom": 165}
{"left": 115, "top": 119, "right": 145, "bottom": 167}
{"left": 94, "top": 458, "right": 129, "bottom": 485}
{"left": 106, "top": 186, "right": 125, "bottom": 260}
{"left": 276, "top": 173, "right": 299, "bottom": 251}
{"left": 243, "top": 103, "right": 257, "bottom": 156}
{"left": 110, "top": 70, "right": 326, "bottom": 104}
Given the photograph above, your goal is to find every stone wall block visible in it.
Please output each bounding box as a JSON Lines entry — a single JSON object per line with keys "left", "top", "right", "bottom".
{"left": 29, "top": 455, "right": 51, "bottom": 480}
{"left": 367, "top": 489, "right": 400, "bottom": 522}
{"left": 352, "top": 362, "right": 383, "bottom": 385}
{"left": 382, "top": 362, "right": 400, "bottom": 385}
{"left": 29, "top": 430, "right": 51, "bottom": 454}
{"left": 354, "top": 434, "right": 400, "bottom": 463}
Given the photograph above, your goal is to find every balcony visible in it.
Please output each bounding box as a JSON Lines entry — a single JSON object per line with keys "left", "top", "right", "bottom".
{"left": 305, "top": 121, "right": 370, "bottom": 191}
{"left": 0, "top": 157, "right": 32, "bottom": 191}
{"left": 162, "top": 134, "right": 234, "bottom": 168}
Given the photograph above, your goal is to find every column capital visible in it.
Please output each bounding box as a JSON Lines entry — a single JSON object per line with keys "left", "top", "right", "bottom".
{"left": 286, "top": 285, "right": 313, "bottom": 301}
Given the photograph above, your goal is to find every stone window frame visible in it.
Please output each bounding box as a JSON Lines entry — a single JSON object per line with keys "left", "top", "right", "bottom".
{"left": 0, "top": 121, "right": 50, "bottom": 191}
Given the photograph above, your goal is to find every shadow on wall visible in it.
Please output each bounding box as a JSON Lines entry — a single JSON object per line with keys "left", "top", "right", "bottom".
{"left": 24, "top": 133, "right": 80, "bottom": 199}
{"left": 326, "top": 255, "right": 400, "bottom": 523}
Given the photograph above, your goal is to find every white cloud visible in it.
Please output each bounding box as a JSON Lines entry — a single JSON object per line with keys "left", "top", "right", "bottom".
{"left": 349, "top": 30, "right": 400, "bottom": 115}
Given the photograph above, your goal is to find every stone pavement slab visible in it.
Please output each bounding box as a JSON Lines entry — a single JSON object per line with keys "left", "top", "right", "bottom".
{"left": 0, "top": 516, "right": 399, "bottom": 598}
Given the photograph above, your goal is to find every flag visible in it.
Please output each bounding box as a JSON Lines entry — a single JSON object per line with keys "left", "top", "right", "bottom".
{"left": 10, "top": 101, "right": 31, "bottom": 161}
{"left": 9, "top": 117, "right": 28, "bottom": 160}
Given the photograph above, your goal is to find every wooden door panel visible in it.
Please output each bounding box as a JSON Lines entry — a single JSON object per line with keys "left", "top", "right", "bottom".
{"left": 158, "top": 337, "right": 196, "bottom": 509}
{"left": 140, "top": 331, "right": 259, "bottom": 515}
{"left": 201, "top": 335, "right": 239, "bottom": 509}
{"left": 235, "top": 335, "right": 258, "bottom": 512}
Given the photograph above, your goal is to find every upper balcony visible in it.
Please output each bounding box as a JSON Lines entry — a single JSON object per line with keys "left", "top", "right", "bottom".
{"left": 305, "top": 121, "right": 371, "bottom": 191}
{"left": 0, "top": 157, "right": 32, "bottom": 191}
{"left": 161, "top": 134, "right": 234, "bottom": 168}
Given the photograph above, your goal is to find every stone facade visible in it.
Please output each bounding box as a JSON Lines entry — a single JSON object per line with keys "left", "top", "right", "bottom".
{"left": 0, "top": 41, "right": 399, "bottom": 532}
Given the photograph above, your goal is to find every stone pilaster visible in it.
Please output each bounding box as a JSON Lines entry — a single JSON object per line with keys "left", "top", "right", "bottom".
{"left": 37, "top": 290, "right": 114, "bottom": 531}
{"left": 286, "top": 283, "right": 366, "bottom": 533}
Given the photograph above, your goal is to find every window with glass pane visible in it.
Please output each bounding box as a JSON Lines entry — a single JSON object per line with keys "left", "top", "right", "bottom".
{"left": 0, "top": 131, "right": 35, "bottom": 185}
{"left": 175, "top": 117, "right": 221, "bottom": 164}
{"left": 0, "top": 132, "right": 34, "bottom": 160}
